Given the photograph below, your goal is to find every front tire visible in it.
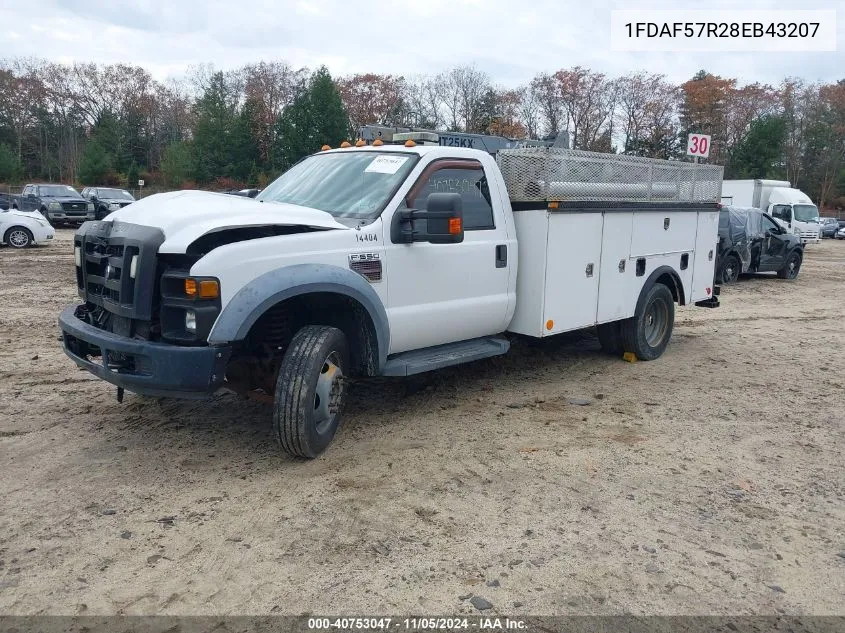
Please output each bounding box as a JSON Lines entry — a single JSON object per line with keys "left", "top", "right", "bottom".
{"left": 720, "top": 254, "right": 740, "bottom": 284}
{"left": 620, "top": 283, "right": 675, "bottom": 361}
{"left": 5, "top": 226, "right": 33, "bottom": 248}
{"left": 273, "top": 325, "right": 349, "bottom": 459}
{"left": 777, "top": 251, "right": 802, "bottom": 279}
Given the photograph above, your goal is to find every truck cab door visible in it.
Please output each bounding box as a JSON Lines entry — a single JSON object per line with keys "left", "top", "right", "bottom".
{"left": 21, "top": 186, "right": 34, "bottom": 211}
{"left": 382, "top": 158, "right": 513, "bottom": 355}
{"left": 769, "top": 204, "right": 793, "bottom": 233}
{"left": 758, "top": 214, "right": 790, "bottom": 271}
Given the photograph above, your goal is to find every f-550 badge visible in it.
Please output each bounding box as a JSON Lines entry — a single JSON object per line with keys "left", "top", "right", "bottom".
{"left": 349, "top": 252, "right": 380, "bottom": 263}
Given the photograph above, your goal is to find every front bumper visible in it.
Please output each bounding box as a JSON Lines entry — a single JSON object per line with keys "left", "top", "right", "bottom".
{"left": 59, "top": 306, "right": 231, "bottom": 398}
{"left": 47, "top": 211, "right": 95, "bottom": 222}
{"left": 32, "top": 224, "right": 55, "bottom": 244}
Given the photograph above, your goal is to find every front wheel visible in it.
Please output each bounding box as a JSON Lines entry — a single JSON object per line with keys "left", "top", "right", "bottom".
{"left": 4, "top": 226, "right": 33, "bottom": 248}
{"left": 620, "top": 283, "right": 675, "bottom": 361}
{"left": 777, "top": 251, "right": 802, "bottom": 279}
{"left": 720, "top": 254, "right": 740, "bottom": 284}
{"left": 273, "top": 325, "right": 349, "bottom": 459}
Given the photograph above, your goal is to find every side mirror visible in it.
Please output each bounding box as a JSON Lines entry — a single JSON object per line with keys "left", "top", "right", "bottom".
{"left": 27, "top": 193, "right": 36, "bottom": 199}
{"left": 391, "top": 192, "right": 464, "bottom": 244}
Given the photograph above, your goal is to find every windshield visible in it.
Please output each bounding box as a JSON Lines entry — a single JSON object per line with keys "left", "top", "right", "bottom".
{"left": 39, "top": 185, "right": 80, "bottom": 197}
{"left": 98, "top": 188, "right": 134, "bottom": 200}
{"left": 793, "top": 204, "right": 819, "bottom": 222}
{"left": 257, "top": 151, "right": 419, "bottom": 219}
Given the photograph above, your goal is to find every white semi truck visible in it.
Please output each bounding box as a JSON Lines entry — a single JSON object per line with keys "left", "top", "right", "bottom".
{"left": 720, "top": 179, "right": 820, "bottom": 244}
{"left": 59, "top": 139, "right": 723, "bottom": 458}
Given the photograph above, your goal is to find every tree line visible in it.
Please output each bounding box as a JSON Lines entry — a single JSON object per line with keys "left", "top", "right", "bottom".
{"left": 0, "top": 59, "right": 843, "bottom": 208}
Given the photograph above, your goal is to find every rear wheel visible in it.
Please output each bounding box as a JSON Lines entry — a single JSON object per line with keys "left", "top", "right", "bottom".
{"left": 720, "top": 254, "right": 740, "bottom": 284}
{"left": 777, "top": 251, "right": 802, "bottom": 279}
{"left": 620, "top": 283, "right": 675, "bottom": 361}
{"left": 4, "top": 226, "right": 33, "bottom": 248}
{"left": 273, "top": 325, "right": 349, "bottom": 459}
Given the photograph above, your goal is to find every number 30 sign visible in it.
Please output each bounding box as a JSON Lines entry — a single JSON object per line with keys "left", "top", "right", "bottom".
{"left": 686, "top": 133, "right": 711, "bottom": 159}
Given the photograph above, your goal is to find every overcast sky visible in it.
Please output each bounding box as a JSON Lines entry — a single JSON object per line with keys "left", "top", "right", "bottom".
{"left": 1, "top": 0, "right": 842, "bottom": 86}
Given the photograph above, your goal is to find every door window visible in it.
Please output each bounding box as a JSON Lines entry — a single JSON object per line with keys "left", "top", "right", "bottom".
{"left": 408, "top": 164, "right": 495, "bottom": 230}
{"left": 770, "top": 205, "right": 791, "bottom": 222}
{"left": 762, "top": 215, "right": 780, "bottom": 233}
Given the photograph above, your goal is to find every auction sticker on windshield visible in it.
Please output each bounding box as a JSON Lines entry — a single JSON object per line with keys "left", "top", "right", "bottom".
{"left": 365, "top": 155, "right": 409, "bottom": 174}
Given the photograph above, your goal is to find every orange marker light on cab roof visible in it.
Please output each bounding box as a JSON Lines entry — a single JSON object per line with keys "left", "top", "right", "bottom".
{"left": 404, "top": 139, "right": 417, "bottom": 147}
{"left": 340, "top": 141, "right": 352, "bottom": 148}
{"left": 355, "top": 139, "right": 365, "bottom": 147}
{"left": 373, "top": 138, "right": 384, "bottom": 146}
{"left": 321, "top": 144, "right": 331, "bottom": 151}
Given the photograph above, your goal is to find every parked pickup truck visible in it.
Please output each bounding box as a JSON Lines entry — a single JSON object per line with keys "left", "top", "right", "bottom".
{"left": 716, "top": 206, "right": 803, "bottom": 283}
{"left": 81, "top": 187, "right": 136, "bottom": 220}
{"left": 14, "top": 183, "right": 95, "bottom": 225}
{"left": 58, "top": 139, "right": 723, "bottom": 458}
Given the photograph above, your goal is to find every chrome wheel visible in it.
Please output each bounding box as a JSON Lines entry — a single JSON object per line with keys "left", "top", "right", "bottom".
{"left": 313, "top": 351, "right": 344, "bottom": 435}
{"left": 722, "top": 256, "right": 739, "bottom": 284}
{"left": 7, "top": 228, "right": 32, "bottom": 248}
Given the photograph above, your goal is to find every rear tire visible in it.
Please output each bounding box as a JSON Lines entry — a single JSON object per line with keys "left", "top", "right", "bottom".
{"left": 4, "top": 226, "right": 33, "bottom": 248}
{"left": 596, "top": 321, "right": 623, "bottom": 355}
{"left": 273, "top": 325, "right": 349, "bottom": 459}
{"left": 720, "top": 254, "right": 740, "bottom": 284}
{"left": 777, "top": 251, "right": 802, "bottom": 279}
{"left": 620, "top": 283, "right": 675, "bottom": 361}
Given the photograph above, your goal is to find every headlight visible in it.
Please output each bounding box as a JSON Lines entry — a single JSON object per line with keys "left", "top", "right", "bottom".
{"left": 48, "top": 201, "right": 61, "bottom": 210}
{"left": 87, "top": 203, "right": 95, "bottom": 211}
{"left": 185, "top": 310, "right": 197, "bottom": 333}
{"left": 74, "top": 246, "right": 82, "bottom": 267}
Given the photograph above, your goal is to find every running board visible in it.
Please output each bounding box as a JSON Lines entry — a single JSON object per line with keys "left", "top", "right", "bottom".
{"left": 381, "top": 336, "right": 510, "bottom": 377}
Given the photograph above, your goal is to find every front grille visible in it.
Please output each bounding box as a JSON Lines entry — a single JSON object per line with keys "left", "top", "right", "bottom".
{"left": 62, "top": 202, "right": 87, "bottom": 212}
{"left": 75, "top": 221, "right": 165, "bottom": 340}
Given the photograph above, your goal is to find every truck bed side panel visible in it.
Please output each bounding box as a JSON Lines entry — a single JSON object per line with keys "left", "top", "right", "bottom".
{"left": 542, "top": 213, "right": 603, "bottom": 334}
{"left": 630, "top": 211, "right": 698, "bottom": 256}
{"left": 508, "top": 210, "right": 549, "bottom": 337}
{"left": 596, "top": 213, "right": 634, "bottom": 324}
{"left": 690, "top": 210, "right": 720, "bottom": 303}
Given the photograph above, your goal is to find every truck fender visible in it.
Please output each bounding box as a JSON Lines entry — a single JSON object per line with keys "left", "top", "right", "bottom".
{"left": 636, "top": 265, "right": 686, "bottom": 313}
{"left": 207, "top": 263, "right": 390, "bottom": 370}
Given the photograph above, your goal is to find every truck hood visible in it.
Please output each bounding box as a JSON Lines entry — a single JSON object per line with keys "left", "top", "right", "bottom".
{"left": 104, "top": 190, "right": 348, "bottom": 253}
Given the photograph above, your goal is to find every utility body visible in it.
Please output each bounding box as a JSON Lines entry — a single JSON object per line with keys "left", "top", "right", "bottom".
{"left": 59, "top": 141, "right": 723, "bottom": 457}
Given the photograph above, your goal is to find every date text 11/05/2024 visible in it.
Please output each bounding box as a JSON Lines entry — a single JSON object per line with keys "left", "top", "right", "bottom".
{"left": 307, "top": 617, "right": 528, "bottom": 630}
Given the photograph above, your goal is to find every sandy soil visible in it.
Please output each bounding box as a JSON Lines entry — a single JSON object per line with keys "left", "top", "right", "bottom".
{"left": 0, "top": 229, "right": 843, "bottom": 616}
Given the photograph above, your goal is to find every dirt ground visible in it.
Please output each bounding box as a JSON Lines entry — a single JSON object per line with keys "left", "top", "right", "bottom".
{"left": 0, "top": 229, "right": 843, "bottom": 616}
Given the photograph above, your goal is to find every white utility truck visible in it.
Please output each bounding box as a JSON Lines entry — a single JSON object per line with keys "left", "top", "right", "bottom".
{"left": 59, "top": 140, "right": 723, "bottom": 458}
{"left": 720, "top": 179, "right": 820, "bottom": 244}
